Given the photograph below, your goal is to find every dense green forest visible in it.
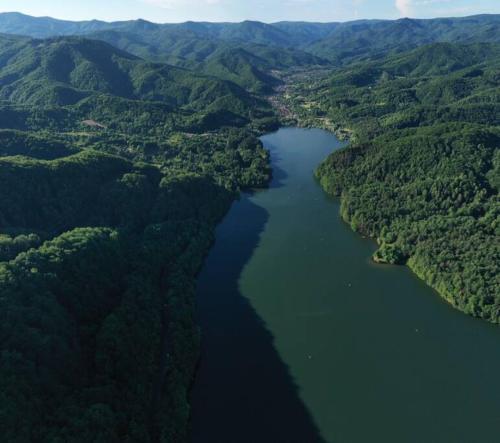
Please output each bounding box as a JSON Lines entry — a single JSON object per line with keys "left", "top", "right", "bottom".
{"left": 0, "top": 137, "right": 270, "bottom": 442}
{"left": 284, "top": 42, "right": 500, "bottom": 323}
{"left": 0, "top": 10, "right": 499, "bottom": 443}
{"left": 0, "top": 26, "right": 274, "bottom": 442}
{"left": 0, "top": 35, "right": 278, "bottom": 130}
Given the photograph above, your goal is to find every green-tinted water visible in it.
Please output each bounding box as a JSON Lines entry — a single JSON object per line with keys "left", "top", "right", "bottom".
{"left": 191, "top": 127, "right": 500, "bottom": 443}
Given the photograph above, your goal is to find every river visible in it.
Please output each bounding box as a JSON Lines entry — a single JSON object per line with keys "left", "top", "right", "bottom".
{"left": 190, "top": 127, "right": 500, "bottom": 443}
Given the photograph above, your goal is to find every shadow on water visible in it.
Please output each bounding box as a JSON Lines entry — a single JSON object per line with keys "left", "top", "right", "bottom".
{"left": 266, "top": 145, "right": 287, "bottom": 190}
{"left": 190, "top": 161, "right": 326, "bottom": 443}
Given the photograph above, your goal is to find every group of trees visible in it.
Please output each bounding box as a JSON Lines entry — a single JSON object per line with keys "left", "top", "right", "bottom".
{"left": 309, "top": 43, "right": 500, "bottom": 323}
{"left": 0, "top": 134, "right": 262, "bottom": 440}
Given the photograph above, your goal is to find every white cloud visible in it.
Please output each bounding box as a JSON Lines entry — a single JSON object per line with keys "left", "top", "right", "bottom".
{"left": 395, "top": 0, "right": 413, "bottom": 16}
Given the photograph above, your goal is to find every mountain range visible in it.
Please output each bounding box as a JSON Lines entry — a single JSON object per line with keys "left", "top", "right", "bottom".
{"left": 1, "top": 12, "right": 499, "bottom": 63}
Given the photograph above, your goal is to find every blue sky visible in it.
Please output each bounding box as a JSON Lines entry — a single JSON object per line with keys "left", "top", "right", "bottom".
{"left": 0, "top": 0, "right": 499, "bottom": 23}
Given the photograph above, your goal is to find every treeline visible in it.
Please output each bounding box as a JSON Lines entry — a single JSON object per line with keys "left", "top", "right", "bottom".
{"left": 308, "top": 43, "right": 500, "bottom": 323}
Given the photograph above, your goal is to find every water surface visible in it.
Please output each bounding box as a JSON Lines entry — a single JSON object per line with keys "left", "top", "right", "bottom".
{"left": 191, "top": 127, "right": 500, "bottom": 443}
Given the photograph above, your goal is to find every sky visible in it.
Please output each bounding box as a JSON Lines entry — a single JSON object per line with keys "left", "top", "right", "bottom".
{"left": 0, "top": 0, "right": 498, "bottom": 23}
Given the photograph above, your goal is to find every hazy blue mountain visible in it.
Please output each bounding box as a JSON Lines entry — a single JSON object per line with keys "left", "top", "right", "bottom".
{"left": 380, "top": 42, "right": 500, "bottom": 77}
{"left": 0, "top": 11, "right": 116, "bottom": 37}
{"left": 272, "top": 21, "right": 339, "bottom": 43}
{"left": 0, "top": 13, "right": 296, "bottom": 46}
{"left": 307, "top": 15, "right": 500, "bottom": 63}
{"left": 1, "top": 12, "right": 499, "bottom": 55}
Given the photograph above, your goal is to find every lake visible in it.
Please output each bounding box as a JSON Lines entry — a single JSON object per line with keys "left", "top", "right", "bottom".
{"left": 190, "top": 127, "right": 500, "bottom": 443}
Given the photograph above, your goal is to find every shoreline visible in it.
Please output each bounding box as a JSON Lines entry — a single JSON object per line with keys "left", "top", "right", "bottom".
{"left": 268, "top": 73, "right": 497, "bottom": 325}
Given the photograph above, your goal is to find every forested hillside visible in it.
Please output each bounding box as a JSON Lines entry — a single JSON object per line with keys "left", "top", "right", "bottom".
{"left": 0, "top": 35, "right": 274, "bottom": 123}
{"left": 0, "top": 131, "right": 270, "bottom": 443}
{"left": 285, "top": 42, "right": 500, "bottom": 323}
{"left": 83, "top": 28, "right": 328, "bottom": 93}
{"left": 0, "top": 28, "right": 274, "bottom": 442}
{"left": 0, "top": 34, "right": 280, "bottom": 137}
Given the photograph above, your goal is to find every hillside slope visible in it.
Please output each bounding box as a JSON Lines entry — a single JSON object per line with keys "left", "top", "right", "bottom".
{"left": 0, "top": 36, "right": 253, "bottom": 109}
{"left": 288, "top": 42, "right": 500, "bottom": 323}
{"left": 87, "top": 28, "right": 328, "bottom": 92}
{"left": 0, "top": 35, "right": 275, "bottom": 132}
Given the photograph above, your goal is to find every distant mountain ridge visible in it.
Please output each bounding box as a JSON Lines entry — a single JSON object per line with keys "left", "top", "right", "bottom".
{"left": 1, "top": 12, "right": 499, "bottom": 51}
{"left": 0, "top": 12, "right": 117, "bottom": 37}
{"left": 0, "top": 12, "right": 338, "bottom": 44}
{"left": 308, "top": 15, "right": 500, "bottom": 63}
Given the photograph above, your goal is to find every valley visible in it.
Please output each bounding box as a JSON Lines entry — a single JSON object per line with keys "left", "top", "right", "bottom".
{"left": 0, "top": 10, "right": 498, "bottom": 443}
